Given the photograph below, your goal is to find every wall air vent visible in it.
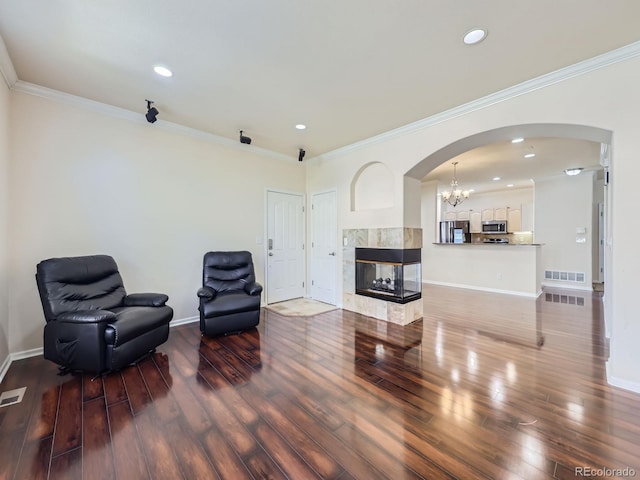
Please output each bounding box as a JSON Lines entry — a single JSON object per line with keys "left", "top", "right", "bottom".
{"left": 544, "top": 270, "right": 586, "bottom": 284}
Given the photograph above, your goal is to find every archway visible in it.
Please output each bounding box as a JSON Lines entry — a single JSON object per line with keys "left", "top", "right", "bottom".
{"left": 404, "top": 122, "right": 612, "bottom": 332}
{"left": 405, "top": 123, "right": 611, "bottom": 181}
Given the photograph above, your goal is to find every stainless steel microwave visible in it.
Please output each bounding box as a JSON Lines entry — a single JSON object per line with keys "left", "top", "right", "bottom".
{"left": 481, "top": 221, "right": 507, "bottom": 234}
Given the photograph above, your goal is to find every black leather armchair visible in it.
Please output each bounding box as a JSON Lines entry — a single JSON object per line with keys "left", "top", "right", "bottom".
{"left": 197, "top": 251, "right": 262, "bottom": 336}
{"left": 36, "top": 255, "right": 173, "bottom": 374}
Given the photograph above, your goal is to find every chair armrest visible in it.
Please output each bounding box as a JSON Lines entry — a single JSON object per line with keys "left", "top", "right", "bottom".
{"left": 197, "top": 286, "right": 216, "bottom": 300}
{"left": 244, "top": 282, "right": 263, "bottom": 296}
{"left": 57, "top": 310, "right": 116, "bottom": 324}
{"left": 124, "top": 293, "right": 169, "bottom": 307}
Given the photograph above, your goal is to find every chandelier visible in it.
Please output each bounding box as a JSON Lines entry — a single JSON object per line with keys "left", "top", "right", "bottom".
{"left": 441, "top": 161, "right": 470, "bottom": 207}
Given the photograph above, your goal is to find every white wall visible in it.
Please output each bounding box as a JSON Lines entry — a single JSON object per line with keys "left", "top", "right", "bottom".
{"left": 352, "top": 162, "right": 394, "bottom": 211}
{"left": 535, "top": 173, "right": 595, "bottom": 289}
{"left": 8, "top": 91, "right": 305, "bottom": 353}
{"left": 307, "top": 52, "right": 640, "bottom": 392}
{"left": 0, "top": 73, "right": 9, "bottom": 370}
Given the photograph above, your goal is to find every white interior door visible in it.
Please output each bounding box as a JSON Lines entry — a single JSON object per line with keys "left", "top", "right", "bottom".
{"left": 266, "top": 190, "right": 305, "bottom": 304}
{"left": 310, "top": 190, "right": 337, "bottom": 305}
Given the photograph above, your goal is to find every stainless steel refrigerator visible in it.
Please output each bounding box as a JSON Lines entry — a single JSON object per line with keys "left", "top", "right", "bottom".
{"left": 439, "top": 221, "right": 471, "bottom": 243}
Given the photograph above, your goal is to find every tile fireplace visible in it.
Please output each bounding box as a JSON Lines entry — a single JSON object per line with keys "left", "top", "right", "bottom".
{"left": 343, "top": 227, "right": 423, "bottom": 325}
{"left": 355, "top": 248, "right": 421, "bottom": 304}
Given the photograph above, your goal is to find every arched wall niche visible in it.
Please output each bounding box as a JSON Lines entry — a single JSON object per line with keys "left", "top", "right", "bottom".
{"left": 351, "top": 161, "right": 395, "bottom": 212}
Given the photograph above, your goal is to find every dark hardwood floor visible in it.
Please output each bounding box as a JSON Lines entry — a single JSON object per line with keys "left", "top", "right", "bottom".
{"left": 1, "top": 284, "right": 639, "bottom": 479}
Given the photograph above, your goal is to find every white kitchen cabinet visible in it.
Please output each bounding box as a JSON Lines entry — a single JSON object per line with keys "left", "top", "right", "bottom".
{"left": 481, "top": 208, "right": 494, "bottom": 221}
{"left": 470, "top": 211, "right": 482, "bottom": 233}
{"left": 444, "top": 211, "right": 457, "bottom": 221}
{"left": 456, "top": 210, "right": 470, "bottom": 221}
{"left": 507, "top": 208, "right": 522, "bottom": 232}
{"left": 494, "top": 207, "right": 508, "bottom": 221}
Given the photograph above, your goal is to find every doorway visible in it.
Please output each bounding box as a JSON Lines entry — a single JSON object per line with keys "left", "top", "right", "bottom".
{"left": 266, "top": 190, "right": 305, "bottom": 304}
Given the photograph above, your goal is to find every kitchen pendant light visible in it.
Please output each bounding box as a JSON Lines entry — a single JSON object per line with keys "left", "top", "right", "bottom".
{"left": 441, "top": 162, "right": 470, "bottom": 207}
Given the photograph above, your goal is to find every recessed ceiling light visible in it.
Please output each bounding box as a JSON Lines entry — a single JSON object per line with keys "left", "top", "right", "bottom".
{"left": 153, "top": 65, "right": 173, "bottom": 77}
{"left": 493, "top": 177, "right": 501, "bottom": 181}
{"left": 511, "top": 138, "right": 524, "bottom": 144}
{"left": 507, "top": 184, "right": 514, "bottom": 187}
{"left": 295, "top": 124, "right": 306, "bottom": 130}
{"left": 524, "top": 153, "right": 536, "bottom": 158}
{"left": 565, "top": 167, "right": 584, "bottom": 176}
{"left": 463, "top": 28, "right": 488, "bottom": 45}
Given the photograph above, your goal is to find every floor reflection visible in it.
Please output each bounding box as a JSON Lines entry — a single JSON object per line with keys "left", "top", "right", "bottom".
{"left": 197, "top": 327, "right": 262, "bottom": 389}
{"left": 544, "top": 292, "right": 585, "bottom": 305}
{"left": 353, "top": 318, "right": 423, "bottom": 368}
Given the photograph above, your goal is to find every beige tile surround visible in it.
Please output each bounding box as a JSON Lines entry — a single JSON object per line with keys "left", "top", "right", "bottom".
{"left": 342, "top": 228, "right": 423, "bottom": 325}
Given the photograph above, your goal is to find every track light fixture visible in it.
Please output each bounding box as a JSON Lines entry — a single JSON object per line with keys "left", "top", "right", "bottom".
{"left": 145, "top": 99, "right": 158, "bottom": 123}
{"left": 298, "top": 148, "right": 306, "bottom": 162}
{"left": 239, "top": 130, "right": 252, "bottom": 145}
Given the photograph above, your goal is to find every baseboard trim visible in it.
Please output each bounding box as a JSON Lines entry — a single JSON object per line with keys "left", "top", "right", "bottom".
{"left": 0, "top": 347, "right": 44, "bottom": 385}
{"left": 11, "top": 347, "right": 44, "bottom": 361}
{"left": 540, "top": 282, "right": 594, "bottom": 292}
{"left": 423, "top": 280, "right": 540, "bottom": 298}
{"left": 0, "top": 354, "right": 11, "bottom": 385}
{"left": 170, "top": 316, "right": 199, "bottom": 327}
{"left": 606, "top": 362, "right": 640, "bottom": 394}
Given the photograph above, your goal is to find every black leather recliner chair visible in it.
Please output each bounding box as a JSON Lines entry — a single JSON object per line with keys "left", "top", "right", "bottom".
{"left": 36, "top": 255, "right": 173, "bottom": 375}
{"left": 197, "top": 251, "right": 262, "bottom": 336}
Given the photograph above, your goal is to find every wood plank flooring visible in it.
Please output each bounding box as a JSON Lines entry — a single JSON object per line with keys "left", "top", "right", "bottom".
{"left": 1, "top": 284, "right": 639, "bottom": 479}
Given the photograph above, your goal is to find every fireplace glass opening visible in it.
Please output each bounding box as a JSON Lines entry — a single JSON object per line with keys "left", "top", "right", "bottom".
{"left": 355, "top": 248, "right": 421, "bottom": 304}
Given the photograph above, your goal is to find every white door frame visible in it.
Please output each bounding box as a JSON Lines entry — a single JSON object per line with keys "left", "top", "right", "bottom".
{"left": 310, "top": 188, "right": 338, "bottom": 305}
{"left": 265, "top": 188, "right": 306, "bottom": 304}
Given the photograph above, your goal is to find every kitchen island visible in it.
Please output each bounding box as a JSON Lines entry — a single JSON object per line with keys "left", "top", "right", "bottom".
{"left": 425, "top": 243, "right": 543, "bottom": 296}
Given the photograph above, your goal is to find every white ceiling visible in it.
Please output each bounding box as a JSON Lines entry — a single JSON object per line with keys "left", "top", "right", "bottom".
{"left": 0, "top": 0, "right": 638, "bottom": 174}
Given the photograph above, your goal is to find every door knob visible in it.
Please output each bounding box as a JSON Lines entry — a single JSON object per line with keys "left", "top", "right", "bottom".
{"left": 328, "top": 252, "right": 336, "bottom": 256}
{"left": 268, "top": 252, "right": 274, "bottom": 256}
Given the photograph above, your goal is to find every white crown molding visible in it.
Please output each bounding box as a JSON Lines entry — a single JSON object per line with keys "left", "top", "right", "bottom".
{"left": 0, "top": 33, "right": 18, "bottom": 88}
{"left": 5, "top": 39, "right": 640, "bottom": 164}
{"left": 316, "top": 40, "right": 640, "bottom": 161}
{"left": 11, "top": 81, "right": 295, "bottom": 163}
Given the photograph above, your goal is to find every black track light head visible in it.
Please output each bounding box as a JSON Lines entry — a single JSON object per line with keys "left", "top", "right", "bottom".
{"left": 145, "top": 99, "right": 158, "bottom": 123}
{"left": 239, "top": 130, "right": 252, "bottom": 145}
{"left": 298, "top": 148, "right": 306, "bottom": 162}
